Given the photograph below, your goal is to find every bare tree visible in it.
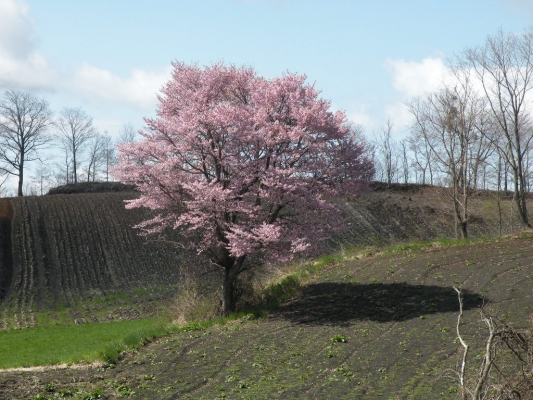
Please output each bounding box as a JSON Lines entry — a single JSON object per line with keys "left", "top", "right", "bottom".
{"left": 407, "top": 71, "right": 487, "bottom": 239}
{"left": 400, "top": 139, "right": 410, "bottom": 184}
{"left": 0, "top": 90, "right": 53, "bottom": 196}
{"left": 408, "top": 129, "right": 434, "bottom": 185}
{"left": 463, "top": 28, "right": 533, "bottom": 228}
{"left": 102, "top": 132, "right": 115, "bottom": 182}
{"left": 30, "top": 158, "right": 53, "bottom": 195}
{"left": 85, "top": 132, "right": 106, "bottom": 182}
{"left": 118, "top": 122, "right": 137, "bottom": 143}
{"left": 53, "top": 140, "right": 74, "bottom": 185}
{"left": 0, "top": 172, "right": 9, "bottom": 196}
{"left": 55, "top": 107, "right": 96, "bottom": 184}
{"left": 373, "top": 119, "right": 399, "bottom": 185}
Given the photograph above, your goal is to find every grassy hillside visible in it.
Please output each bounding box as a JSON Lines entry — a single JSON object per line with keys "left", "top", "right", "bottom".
{"left": 1, "top": 233, "right": 532, "bottom": 399}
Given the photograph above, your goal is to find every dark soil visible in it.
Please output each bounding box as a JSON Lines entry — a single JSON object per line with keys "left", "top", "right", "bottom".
{"left": 0, "top": 192, "right": 214, "bottom": 328}
{"left": 2, "top": 234, "right": 533, "bottom": 399}
{"left": 0, "top": 183, "right": 513, "bottom": 328}
{"left": 47, "top": 182, "right": 136, "bottom": 195}
{"left": 0, "top": 199, "right": 13, "bottom": 302}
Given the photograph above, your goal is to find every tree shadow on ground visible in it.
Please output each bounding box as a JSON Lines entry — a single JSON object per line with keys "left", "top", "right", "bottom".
{"left": 278, "top": 282, "right": 483, "bottom": 326}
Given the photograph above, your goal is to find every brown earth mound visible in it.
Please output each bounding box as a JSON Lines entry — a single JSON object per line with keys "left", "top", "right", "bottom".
{"left": 47, "top": 182, "right": 135, "bottom": 195}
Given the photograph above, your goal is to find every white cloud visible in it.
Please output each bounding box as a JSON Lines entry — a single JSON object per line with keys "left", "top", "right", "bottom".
{"left": 0, "top": 0, "right": 33, "bottom": 59}
{"left": 499, "top": 0, "right": 533, "bottom": 16}
{"left": 0, "top": 0, "right": 59, "bottom": 91}
{"left": 346, "top": 104, "right": 374, "bottom": 130}
{"left": 0, "top": 0, "right": 170, "bottom": 111}
{"left": 0, "top": 49, "right": 59, "bottom": 91}
{"left": 385, "top": 103, "right": 413, "bottom": 134}
{"left": 385, "top": 57, "right": 451, "bottom": 98}
{"left": 382, "top": 56, "right": 454, "bottom": 139}
{"left": 71, "top": 63, "right": 172, "bottom": 110}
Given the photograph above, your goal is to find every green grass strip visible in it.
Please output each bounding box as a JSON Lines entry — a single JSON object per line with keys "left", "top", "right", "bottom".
{"left": 0, "top": 318, "right": 169, "bottom": 369}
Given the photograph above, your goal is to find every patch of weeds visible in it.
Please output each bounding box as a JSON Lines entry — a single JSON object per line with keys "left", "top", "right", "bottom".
{"left": 358, "top": 328, "right": 370, "bottom": 337}
{"left": 331, "top": 334, "right": 348, "bottom": 343}
{"left": 58, "top": 388, "right": 79, "bottom": 397}
{"left": 44, "top": 382, "right": 55, "bottom": 392}
{"left": 116, "top": 385, "right": 134, "bottom": 396}
{"left": 448, "top": 385, "right": 459, "bottom": 394}
{"left": 335, "top": 365, "right": 347, "bottom": 372}
{"left": 343, "top": 371, "right": 355, "bottom": 381}
{"left": 263, "top": 275, "right": 301, "bottom": 308}
{"left": 237, "top": 380, "right": 251, "bottom": 389}
{"left": 117, "top": 385, "right": 135, "bottom": 397}
{"left": 31, "top": 395, "right": 54, "bottom": 400}
{"left": 83, "top": 389, "right": 104, "bottom": 400}
{"left": 324, "top": 375, "right": 340, "bottom": 386}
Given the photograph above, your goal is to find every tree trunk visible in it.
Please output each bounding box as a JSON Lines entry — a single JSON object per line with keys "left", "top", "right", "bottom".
{"left": 512, "top": 168, "right": 531, "bottom": 228}
{"left": 220, "top": 256, "right": 246, "bottom": 315}
{"left": 459, "top": 220, "right": 468, "bottom": 239}
{"left": 73, "top": 145, "right": 78, "bottom": 184}
{"left": 222, "top": 268, "right": 235, "bottom": 316}
{"left": 17, "top": 158, "right": 24, "bottom": 197}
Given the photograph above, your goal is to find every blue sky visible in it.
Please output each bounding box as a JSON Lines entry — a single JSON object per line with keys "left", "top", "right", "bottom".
{"left": 1, "top": 0, "right": 533, "bottom": 145}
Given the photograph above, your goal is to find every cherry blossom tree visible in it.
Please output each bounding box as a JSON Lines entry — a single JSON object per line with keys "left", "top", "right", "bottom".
{"left": 114, "top": 62, "right": 373, "bottom": 314}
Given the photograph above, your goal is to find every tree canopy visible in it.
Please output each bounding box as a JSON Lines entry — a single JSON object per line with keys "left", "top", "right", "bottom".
{"left": 114, "top": 62, "right": 373, "bottom": 313}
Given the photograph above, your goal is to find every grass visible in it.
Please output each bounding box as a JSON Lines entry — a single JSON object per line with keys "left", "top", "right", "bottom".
{"left": 0, "top": 318, "right": 170, "bottom": 369}
{"left": 0, "top": 250, "right": 339, "bottom": 370}
{"left": 0, "top": 309, "right": 274, "bottom": 369}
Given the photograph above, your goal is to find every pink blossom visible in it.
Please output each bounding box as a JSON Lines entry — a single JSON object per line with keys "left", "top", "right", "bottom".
{"left": 113, "top": 62, "right": 374, "bottom": 313}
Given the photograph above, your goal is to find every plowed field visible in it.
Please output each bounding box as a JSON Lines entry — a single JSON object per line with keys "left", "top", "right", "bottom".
{"left": 0, "top": 192, "right": 208, "bottom": 329}
{"left": 1, "top": 234, "right": 532, "bottom": 399}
